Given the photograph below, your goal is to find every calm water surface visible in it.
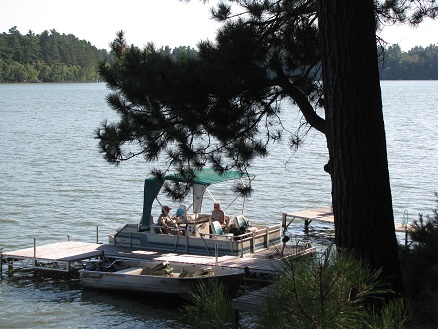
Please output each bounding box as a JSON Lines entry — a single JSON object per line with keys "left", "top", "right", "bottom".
{"left": 0, "top": 81, "right": 437, "bottom": 328}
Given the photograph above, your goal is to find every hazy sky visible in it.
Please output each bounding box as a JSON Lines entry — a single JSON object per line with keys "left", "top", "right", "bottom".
{"left": 1, "top": 0, "right": 436, "bottom": 51}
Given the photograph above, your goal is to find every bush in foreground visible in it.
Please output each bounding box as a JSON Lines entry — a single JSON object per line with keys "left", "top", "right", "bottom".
{"left": 255, "top": 247, "right": 412, "bottom": 328}
{"left": 400, "top": 193, "right": 438, "bottom": 328}
{"left": 181, "top": 279, "right": 233, "bottom": 329}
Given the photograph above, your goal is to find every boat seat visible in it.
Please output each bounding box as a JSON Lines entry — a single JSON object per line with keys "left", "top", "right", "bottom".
{"left": 176, "top": 204, "right": 188, "bottom": 224}
{"left": 147, "top": 214, "right": 164, "bottom": 233}
{"left": 138, "top": 215, "right": 154, "bottom": 232}
{"left": 236, "top": 215, "right": 257, "bottom": 233}
{"left": 226, "top": 215, "right": 233, "bottom": 227}
{"left": 211, "top": 221, "right": 234, "bottom": 238}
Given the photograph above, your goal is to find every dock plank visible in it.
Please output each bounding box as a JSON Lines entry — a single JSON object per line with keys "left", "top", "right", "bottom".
{"left": 3, "top": 241, "right": 103, "bottom": 261}
{"left": 284, "top": 207, "right": 334, "bottom": 224}
{"left": 232, "top": 285, "right": 273, "bottom": 312}
{"left": 231, "top": 285, "right": 275, "bottom": 328}
{"left": 283, "top": 207, "right": 410, "bottom": 233}
{"left": 2, "top": 241, "right": 314, "bottom": 276}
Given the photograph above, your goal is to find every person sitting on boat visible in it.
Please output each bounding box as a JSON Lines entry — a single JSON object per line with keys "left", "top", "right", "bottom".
{"left": 212, "top": 203, "right": 227, "bottom": 229}
{"left": 158, "top": 206, "right": 179, "bottom": 234}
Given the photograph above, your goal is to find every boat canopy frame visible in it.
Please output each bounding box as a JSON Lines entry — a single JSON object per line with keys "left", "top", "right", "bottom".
{"left": 140, "top": 168, "right": 255, "bottom": 228}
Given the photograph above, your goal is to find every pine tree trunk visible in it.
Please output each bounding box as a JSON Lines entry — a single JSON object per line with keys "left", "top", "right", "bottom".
{"left": 318, "top": 0, "right": 403, "bottom": 294}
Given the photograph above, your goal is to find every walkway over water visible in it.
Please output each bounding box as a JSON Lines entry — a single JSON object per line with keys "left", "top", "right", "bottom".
{"left": 231, "top": 285, "right": 274, "bottom": 329}
{"left": 282, "top": 207, "right": 409, "bottom": 232}
{"left": 1, "top": 240, "right": 315, "bottom": 276}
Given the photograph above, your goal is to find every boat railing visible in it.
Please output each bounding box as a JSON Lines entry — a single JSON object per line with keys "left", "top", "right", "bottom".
{"left": 110, "top": 222, "right": 282, "bottom": 257}
{"left": 197, "top": 229, "right": 259, "bottom": 256}
{"left": 116, "top": 223, "right": 140, "bottom": 233}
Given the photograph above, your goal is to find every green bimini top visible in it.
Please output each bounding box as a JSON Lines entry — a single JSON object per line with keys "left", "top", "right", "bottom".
{"left": 140, "top": 168, "right": 254, "bottom": 228}
{"left": 163, "top": 168, "right": 253, "bottom": 186}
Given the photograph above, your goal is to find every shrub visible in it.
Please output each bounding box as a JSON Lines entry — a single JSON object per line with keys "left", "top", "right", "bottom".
{"left": 181, "top": 279, "right": 233, "bottom": 329}
{"left": 400, "top": 193, "right": 438, "bottom": 327}
{"left": 255, "top": 246, "right": 409, "bottom": 329}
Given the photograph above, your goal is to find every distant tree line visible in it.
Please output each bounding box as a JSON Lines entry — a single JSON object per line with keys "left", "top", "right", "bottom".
{"left": 157, "top": 43, "right": 438, "bottom": 80}
{"left": 1, "top": 26, "right": 436, "bottom": 82}
{"left": 0, "top": 27, "right": 108, "bottom": 82}
{"left": 0, "top": 27, "right": 199, "bottom": 83}
{"left": 379, "top": 44, "right": 438, "bottom": 80}
{"left": 159, "top": 45, "right": 198, "bottom": 61}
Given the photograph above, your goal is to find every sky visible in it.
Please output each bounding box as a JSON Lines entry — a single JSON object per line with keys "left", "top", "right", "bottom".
{"left": 0, "top": 0, "right": 437, "bottom": 51}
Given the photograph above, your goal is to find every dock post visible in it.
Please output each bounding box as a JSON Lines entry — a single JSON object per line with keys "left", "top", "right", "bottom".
{"left": 240, "top": 239, "right": 244, "bottom": 258}
{"left": 34, "top": 238, "right": 36, "bottom": 258}
{"left": 232, "top": 308, "right": 239, "bottom": 329}
{"left": 403, "top": 210, "right": 409, "bottom": 249}
{"left": 96, "top": 225, "right": 99, "bottom": 244}
{"left": 304, "top": 220, "right": 311, "bottom": 233}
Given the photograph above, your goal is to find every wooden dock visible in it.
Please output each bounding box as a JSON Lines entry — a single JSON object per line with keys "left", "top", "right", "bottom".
{"left": 1, "top": 240, "right": 314, "bottom": 329}
{"left": 231, "top": 285, "right": 274, "bottom": 329}
{"left": 0, "top": 240, "right": 316, "bottom": 328}
{"left": 282, "top": 207, "right": 410, "bottom": 233}
{"left": 283, "top": 207, "right": 334, "bottom": 227}
{"left": 1, "top": 240, "right": 315, "bottom": 276}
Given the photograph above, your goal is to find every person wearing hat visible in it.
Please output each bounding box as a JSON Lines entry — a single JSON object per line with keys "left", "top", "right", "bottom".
{"left": 158, "top": 206, "right": 178, "bottom": 234}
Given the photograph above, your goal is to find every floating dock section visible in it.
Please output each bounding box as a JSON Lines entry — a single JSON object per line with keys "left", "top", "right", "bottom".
{"left": 231, "top": 285, "right": 274, "bottom": 329}
{"left": 282, "top": 206, "right": 409, "bottom": 233}
{"left": 1, "top": 239, "right": 315, "bottom": 279}
{"left": 1, "top": 241, "right": 109, "bottom": 273}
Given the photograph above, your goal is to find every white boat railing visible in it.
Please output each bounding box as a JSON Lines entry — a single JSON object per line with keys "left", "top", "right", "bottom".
{"left": 111, "top": 223, "right": 282, "bottom": 257}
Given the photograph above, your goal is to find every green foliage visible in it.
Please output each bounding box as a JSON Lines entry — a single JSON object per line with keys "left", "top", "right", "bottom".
{"left": 181, "top": 279, "right": 233, "bottom": 329}
{"left": 400, "top": 194, "right": 438, "bottom": 327}
{"left": 96, "top": 0, "right": 326, "bottom": 174}
{"left": 181, "top": 248, "right": 415, "bottom": 328}
{"left": 379, "top": 44, "right": 438, "bottom": 79}
{"left": 0, "top": 26, "right": 108, "bottom": 82}
{"left": 96, "top": 1, "right": 438, "bottom": 175}
{"left": 255, "top": 247, "right": 398, "bottom": 328}
{"left": 366, "top": 298, "right": 414, "bottom": 329}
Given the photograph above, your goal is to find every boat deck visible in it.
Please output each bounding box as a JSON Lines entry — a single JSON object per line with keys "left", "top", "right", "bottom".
{"left": 1, "top": 240, "right": 315, "bottom": 276}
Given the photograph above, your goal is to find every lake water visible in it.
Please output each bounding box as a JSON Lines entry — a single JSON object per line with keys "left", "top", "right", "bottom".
{"left": 1, "top": 81, "right": 437, "bottom": 328}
